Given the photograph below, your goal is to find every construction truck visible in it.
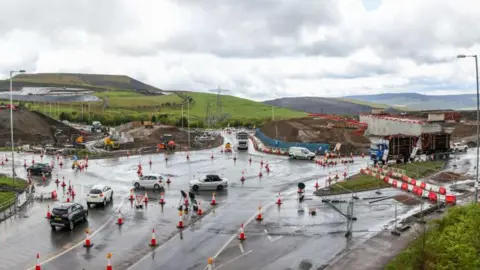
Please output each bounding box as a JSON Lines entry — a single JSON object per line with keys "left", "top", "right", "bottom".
{"left": 157, "top": 134, "right": 176, "bottom": 151}
{"left": 143, "top": 121, "right": 154, "bottom": 129}
{"left": 104, "top": 134, "right": 120, "bottom": 151}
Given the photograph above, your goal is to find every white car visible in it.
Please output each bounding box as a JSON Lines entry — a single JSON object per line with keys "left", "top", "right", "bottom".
{"left": 289, "top": 147, "right": 316, "bottom": 160}
{"left": 452, "top": 142, "right": 468, "bottom": 152}
{"left": 133, "top": 174, "right": 165, "bottom": 190}
{"left": 86, "top": 184, "right": 113, "bottom": 208}
{"left": 189, "top": 175, "right": 228, "bottom": 191}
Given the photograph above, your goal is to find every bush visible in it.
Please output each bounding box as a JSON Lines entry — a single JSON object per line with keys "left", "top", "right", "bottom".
{"left": 386, "top": 203, "right": 480, "bottom": 270}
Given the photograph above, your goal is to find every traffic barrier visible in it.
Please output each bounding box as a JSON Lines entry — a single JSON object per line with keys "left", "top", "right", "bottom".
{"left": 84, "top": 229, "right": 93, "bottom": 248}
{"left": 255, "top": 206, "right": 263, "bottom": 221}
{"left": 106, "top": 253, "right": 113, "bottom": 270}
{"left": 149, "top": 229, "right": 158, "bottom": 246}
{"left": 35, "top": 253, "right": 41, "bottom": 270}
{"left": 362, "top": 168, "right": 456, "bottom": 204}
{"left": 238, "top": 224, "right": 246, "bottom": 240}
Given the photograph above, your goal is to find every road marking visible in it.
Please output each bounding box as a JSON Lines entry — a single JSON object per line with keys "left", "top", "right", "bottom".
{"left": 214, "top": 250, "right": 253, "bottom": 270}
{"left": 26, "top": 195, "right": 128, "bottom": 270}
{"left": 263, "top": 228, "right": 273, "bottom": 240}
{"left": 238, "top": 244, "right": 244, "bottom": 254}
{"left": 270, "top": 236, "right": 283, "bottom": 242}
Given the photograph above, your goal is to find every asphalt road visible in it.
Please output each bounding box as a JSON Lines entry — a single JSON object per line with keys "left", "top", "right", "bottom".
{"left": 0, "top": 134, "right": 422, "bottom": 270}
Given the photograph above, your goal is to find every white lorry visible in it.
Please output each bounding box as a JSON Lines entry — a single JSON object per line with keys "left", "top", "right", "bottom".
{"left": 236, "top": 131, "right": 249, "bottom": 150}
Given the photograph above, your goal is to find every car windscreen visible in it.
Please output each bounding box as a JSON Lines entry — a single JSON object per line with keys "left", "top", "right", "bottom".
{"left": 52, "top": 208, "right": 68, "bottom": 215}
{"left": 89, "top": 189, "right": 102, "bottom": 194}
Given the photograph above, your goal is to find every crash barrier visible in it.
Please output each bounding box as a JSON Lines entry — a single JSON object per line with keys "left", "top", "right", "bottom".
{"left": 0, "top": 183, "right": 35, "bottom": 223}
{"left": 372, "top": 165, "right": 446, "bottom": 195}
{"left": 361, "top": 167, "right": 456, "bottom": 205}
{"left": 250, "top": 136, "right": 290, "bottom": 155}
{"left": 255, "top": 129, "right": 330, "bottom": 154}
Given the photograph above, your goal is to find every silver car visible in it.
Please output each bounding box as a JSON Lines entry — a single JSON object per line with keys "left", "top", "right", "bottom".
{"left": 189, "top": 175, "right": 228, "bottom": 191}
{"left": 132, "top": 174, "right": 165, "bottom": 190}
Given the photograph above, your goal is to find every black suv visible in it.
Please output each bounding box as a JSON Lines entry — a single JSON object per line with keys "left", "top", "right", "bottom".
{"left": 27, "top": 163, "right": 53, "bottom": 176}
{"left": 50, "top": 203, "right": 88, "bottom": 231}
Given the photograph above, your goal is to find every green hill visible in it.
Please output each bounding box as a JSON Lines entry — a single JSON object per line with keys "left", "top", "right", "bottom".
{"left": 1, "top": 73, "right": 162, "bottom": 93}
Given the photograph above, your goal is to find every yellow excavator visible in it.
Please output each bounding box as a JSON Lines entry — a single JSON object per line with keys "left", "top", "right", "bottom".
{"left": 104, "top": 134, "right": 120, "bottom": 151}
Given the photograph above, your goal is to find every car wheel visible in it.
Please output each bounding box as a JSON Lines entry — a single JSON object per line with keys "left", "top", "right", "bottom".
{"left": 68, "top": 221, "right": 74, "bottom": 231}
{"left": 83, "top": 214, "right": 88, "bottom": 222}
{"left": 110, "top": 192, "right": 114, "bottom": 202}
{"left": 51, "top": 225, "right": 56, "bottom": 231}
{"left": 103, "top": 199, "right": 107, "bottom": 207}
{"left": 154, "top": 184, "right": 161, "bottom": 190}
{"left": 134, "top": 182, "right": 140, "bottom": 189}
{"left": 217, "top": 185, "right": 224, "bottom": 191}
{"left": 192, "top": 185, "right": 199, "bottom": 191}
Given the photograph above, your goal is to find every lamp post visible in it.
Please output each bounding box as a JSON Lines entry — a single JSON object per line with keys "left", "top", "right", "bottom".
{"left": 457, "top": 54, "right": 479, "bottom": 203}
{"left": 9, "top": 70, "right": 26, "bottom": 183}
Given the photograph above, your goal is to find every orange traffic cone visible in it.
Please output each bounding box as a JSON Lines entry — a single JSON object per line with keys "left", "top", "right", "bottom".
{"left": 116, "top": 211, "right": 124, "bottom": 225}
{"left": 106, "top": 253, "right": 113, "bottom": 270}
{"left": 24, "top": 159, "right": 27, "bottom": 167}
{"left": 210, "top": 192, "right": 217, "bottom": 205}
{"left": 83, "top": 229, "right": 93, "bottom": 248}
{"left": 238, "top": 224, "right": 246, "bottom": 240}
{"left": 207, "top": 257, "right": 214, "bottom": 270}
{"left": 66, "top": 193, "right": 71, "bottom": 203}
{"left": 149, "top": 229, "right": 158, "bottom": 246}
{"left": 46, "top": 205, "right": 51, "bottom": 219}
{"left": 35, "top": 253, "right": 41, "bottom": 270}
{"left": 276, "top": 193, "right": 282, "bottom": 205}
{"left": 197, "top": 201, "right": 203, "bottom": 216}
{"left": 314, "top": 180, "right": 319, "bottom": 190}
{"left": 159, "top": 193, "right": 166, "bottom": 205}
{"left": 240, "top": 171, "right": 245, "bottom": 181}
{"left": 144, "top": 192, "right": 149, "bottom": 203}
{"left": 258, "top": 171, "right": 263, "bottom": 177}
{"left": 255, "top": 206, "right": 263, "bottom": 221}
{"left": 129, "top": 189, "right": 134, "bottom": 201}
{"left": 176, "top": 211, "right": 184, "bottom": 229}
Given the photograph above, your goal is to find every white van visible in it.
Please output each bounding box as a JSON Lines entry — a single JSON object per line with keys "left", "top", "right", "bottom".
{"left": 289, "top": 147, "right": 316, "bottom": 160}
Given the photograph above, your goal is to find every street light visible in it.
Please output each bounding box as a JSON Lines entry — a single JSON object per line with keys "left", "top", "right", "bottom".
{"left": 9, "top": 69, "right": 26, "bottom": 183}
{"left": 457, "top": 54, "right": 479, "bottom": 203}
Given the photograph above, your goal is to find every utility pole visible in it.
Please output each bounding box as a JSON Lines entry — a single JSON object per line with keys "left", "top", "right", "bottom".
{"left": 187, "top": 99, "right": 190, "bottom": 150}
{"left": 208, "top": 87, "right": 231, "bottom": 120}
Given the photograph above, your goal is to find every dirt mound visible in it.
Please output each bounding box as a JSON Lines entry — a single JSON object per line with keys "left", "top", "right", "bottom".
{"left": 451, "top": 122, "right": 477, "bottom": 138}
{"left": 260, "top": 118, "right": 370, "bottom": 152}
{"left": 0, "top": 108, "right": 79, "bottom": 146}
{"left": 393, "top": 194, "right": 421, "bottom": 205}
{"left": 432, "top": 172, "right": 467, "bottom": 183}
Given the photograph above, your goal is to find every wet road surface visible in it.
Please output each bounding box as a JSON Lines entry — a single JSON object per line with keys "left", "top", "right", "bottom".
{"left": 0, "top": 134, "right": 443, "bottom": 270}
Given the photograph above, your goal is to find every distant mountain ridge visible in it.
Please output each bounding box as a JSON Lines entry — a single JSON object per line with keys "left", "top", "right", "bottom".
{"left": 344, "top": 93, "right": 477, "bottom": 110}
{"left": 263, "top": 97, "right": 398, "bottom": 115}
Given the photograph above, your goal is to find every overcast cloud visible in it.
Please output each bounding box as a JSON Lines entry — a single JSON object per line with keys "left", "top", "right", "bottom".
{"left": 0, "top": 0, "right": 479, "bottom": 101}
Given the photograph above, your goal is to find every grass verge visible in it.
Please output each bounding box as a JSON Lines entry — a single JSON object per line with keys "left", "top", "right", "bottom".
{"left": 386, "top": 203, "right": 480, "bottom": 270}
{"left": 392, "top": 160, "right": 446, "bottom": 179}
{"left": 315, "top": 174, "right": 390, "bottom": 196}
{"left": 0, "top": 176, "right": 27, "bottom": 211}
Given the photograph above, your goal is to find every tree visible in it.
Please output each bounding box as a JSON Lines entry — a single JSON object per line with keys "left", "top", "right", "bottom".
{"left": 176, "top": 116, "right": 188, "bottom": 127}
{"left": 151, "top": 115, "right": 157, "bottom": 123}
{"left": 59, "top": 112, "right": 69, "bottom": 121}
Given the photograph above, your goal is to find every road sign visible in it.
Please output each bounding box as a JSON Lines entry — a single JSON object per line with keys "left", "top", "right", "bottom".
{"left": 135, "top": 195, "right": 145, "bottom": 204}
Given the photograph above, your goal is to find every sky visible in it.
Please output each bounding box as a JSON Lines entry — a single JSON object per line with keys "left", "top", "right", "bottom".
{"left": 0, "top": 0, "right": 479, "bottom": 101}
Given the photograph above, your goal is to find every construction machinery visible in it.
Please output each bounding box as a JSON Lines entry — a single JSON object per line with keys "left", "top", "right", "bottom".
{"left": 104, "top": 134, "right": 120, "bottom": 151}
{"left": 73, "top": 135, "right": 86, "bottom": 148}
{"left": 143, "top": 121, "right": 154, "bottom": 129}
{"left": 157, "top": 134, "right": 176, "bottom": 151}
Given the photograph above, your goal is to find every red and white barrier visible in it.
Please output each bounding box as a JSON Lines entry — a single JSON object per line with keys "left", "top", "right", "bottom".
{"left": 361, "top": 167, "right": 456, "bottom": 205}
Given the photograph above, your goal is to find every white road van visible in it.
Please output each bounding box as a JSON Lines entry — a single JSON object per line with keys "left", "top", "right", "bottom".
{"left": 289, "top": 147, "right": 316, "bottom": 160}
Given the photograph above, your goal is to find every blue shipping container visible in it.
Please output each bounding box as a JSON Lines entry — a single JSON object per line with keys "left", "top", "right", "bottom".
{"left": 255, "top": 129, "right": 330, "bottom": 154}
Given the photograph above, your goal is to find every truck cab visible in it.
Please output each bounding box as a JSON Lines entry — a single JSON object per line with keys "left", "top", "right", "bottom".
{"left": 370, "top": 142, "right": 389, "bottom": 165}
{"left": 236, "top": 131, "right": 249, "bottom": 150}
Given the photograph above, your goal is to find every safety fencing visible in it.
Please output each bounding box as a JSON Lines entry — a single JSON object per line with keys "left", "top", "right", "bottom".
{"left": 255, "top": 129, "right": 330, "bottom": 154}
{"left": 360, "top": 166, "right": 456, "bottom": 205}
{"left": 0, "top": 183, "right": 34, "bottom": 223}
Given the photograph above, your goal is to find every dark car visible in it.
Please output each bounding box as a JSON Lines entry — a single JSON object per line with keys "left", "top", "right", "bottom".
{"left": 27, "top": 163, "right": 53, "bottom": 176}
{"left": 50, "top": 203, "right": 88, "bottom": 231}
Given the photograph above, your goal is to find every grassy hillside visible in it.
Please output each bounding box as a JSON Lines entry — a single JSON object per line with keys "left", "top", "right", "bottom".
{"left": 19, "top": 91, "right": 306, "bottom": 127}
{"left": 264, "top": 97, "right": 377, "bottom": 115}
{"left": 1, "top": 73, "right": 162, "bottom": 93}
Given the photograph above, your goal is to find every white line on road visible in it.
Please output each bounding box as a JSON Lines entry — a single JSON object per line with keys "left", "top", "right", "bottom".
{"left": 26, "top": 195, "right": 128, "bottom": 270}
{"left": 264, "top": 228, "right": 273, "bottom": 240}
{"left": 270, "top": 236, "right": 283, "bottom": 242}
{"left": 214, "top": 250, "right": 253, "bottom": 270}
{"left": 238, "top": 244, "right": 244, "bottom": 254}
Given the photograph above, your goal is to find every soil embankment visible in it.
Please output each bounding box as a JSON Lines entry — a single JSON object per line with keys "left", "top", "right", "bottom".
{"left": 260, "top": 118, "right": 370, "bottom": 153}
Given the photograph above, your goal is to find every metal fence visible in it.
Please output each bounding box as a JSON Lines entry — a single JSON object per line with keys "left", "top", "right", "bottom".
{"left": 255, "top": 129, "right": 330, "bottom": 154}
{"left": 0, "top": 184, "right": 34, "bottom": 223}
